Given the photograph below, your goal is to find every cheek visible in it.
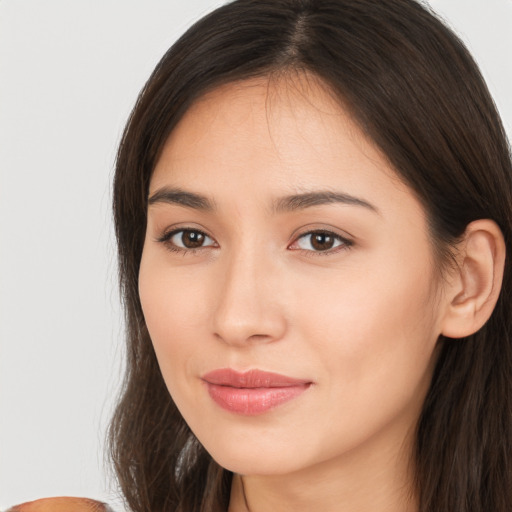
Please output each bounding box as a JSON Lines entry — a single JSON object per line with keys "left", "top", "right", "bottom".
{"left": 296, "top": 250, "right": 440, "bottom": 420}
{"left": 138, "top": 250, "right": 205, "bottom": 378}
{"left": 139, "top": 242, "right": 212, "bottom": 334}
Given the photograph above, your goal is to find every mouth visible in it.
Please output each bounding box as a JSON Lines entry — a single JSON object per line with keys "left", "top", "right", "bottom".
{"left": 201, "top": 368, "right": 312, "bottom": 415}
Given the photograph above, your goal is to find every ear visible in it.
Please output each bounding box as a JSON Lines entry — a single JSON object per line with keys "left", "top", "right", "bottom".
{"left": 441, "top": 219, "right": 506, "bottom": 339}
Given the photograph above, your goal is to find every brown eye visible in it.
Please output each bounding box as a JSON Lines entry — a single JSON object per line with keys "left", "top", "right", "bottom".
{"left": 166, "top": 229, "right": 215, "bottom": 250}
{"left": 293, "top": 230, "right": 349, "bottom": 253}
{"left": 180, "top": 230, "right": 205, "bottom": 248}
{"left": 310, "top": 233, "right": 336, "bottom": 251}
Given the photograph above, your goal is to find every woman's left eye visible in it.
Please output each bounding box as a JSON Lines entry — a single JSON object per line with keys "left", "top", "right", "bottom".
{"left": 289, "top": 230, "right": 352, "bottom": 254}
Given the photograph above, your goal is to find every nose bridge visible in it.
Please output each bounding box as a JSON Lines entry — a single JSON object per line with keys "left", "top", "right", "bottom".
{"left": 212, "top": 240, "right": 286, "bottom": 346}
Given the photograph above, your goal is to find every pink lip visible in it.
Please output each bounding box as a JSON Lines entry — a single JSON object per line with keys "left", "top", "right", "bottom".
{"left": 201, "top": 369, "right": 312, "bottom": 415}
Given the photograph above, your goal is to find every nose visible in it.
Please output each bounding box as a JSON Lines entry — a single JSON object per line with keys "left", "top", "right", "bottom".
{"left": 211, "top": 247, "right": 287, "bottom": 347}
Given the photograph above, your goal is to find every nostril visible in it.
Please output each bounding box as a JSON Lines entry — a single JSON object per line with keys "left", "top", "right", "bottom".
{"left": 213, "top": 323, "right": 284, "bottom": 347}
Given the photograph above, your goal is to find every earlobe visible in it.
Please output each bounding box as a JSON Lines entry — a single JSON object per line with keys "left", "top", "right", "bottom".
{"left": 441, "top": 219, "right": 506, "bottom": 339}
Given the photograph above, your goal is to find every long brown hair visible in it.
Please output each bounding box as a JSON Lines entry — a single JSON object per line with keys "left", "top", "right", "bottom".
{"left": 109, "top": 1, "right": 512, "bottom": 510}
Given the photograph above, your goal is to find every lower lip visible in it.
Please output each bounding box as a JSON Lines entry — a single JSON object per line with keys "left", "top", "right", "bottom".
{"left": 205, "top": 383, "right": 310, "bottom": 415}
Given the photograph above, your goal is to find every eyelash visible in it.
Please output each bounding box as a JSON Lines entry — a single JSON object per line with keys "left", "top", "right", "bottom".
{"left": 157, "top": 228, "right": 216, "bottom": 256}
{"left": 157, "top": 228, "right": 353, "bottom": 257}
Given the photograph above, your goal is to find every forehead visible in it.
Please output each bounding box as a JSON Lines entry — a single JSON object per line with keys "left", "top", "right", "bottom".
{"left": 150, "top": 74, "right": 417, "bottom": 219}
{"left": 155, "top": 73, "right": 366, "bottom": 175}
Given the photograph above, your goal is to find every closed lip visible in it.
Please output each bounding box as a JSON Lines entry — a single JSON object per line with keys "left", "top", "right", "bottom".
{"left": 201, "top": 368, "right": 312, "bottom": 415}
{"left": 201, "top": 368, "right": 311, "bottom": 388}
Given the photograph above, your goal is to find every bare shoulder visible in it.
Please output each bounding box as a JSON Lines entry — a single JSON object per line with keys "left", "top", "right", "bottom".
{"left": 6, "top": 497, "right": 114, "bottom": 512}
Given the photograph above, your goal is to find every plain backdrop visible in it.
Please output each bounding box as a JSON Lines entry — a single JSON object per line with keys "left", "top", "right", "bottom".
{"left": 0, "top": 0, "right": 511, "bottom": 509}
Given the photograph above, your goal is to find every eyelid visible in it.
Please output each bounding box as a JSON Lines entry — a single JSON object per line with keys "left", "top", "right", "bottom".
{"left": 288, "top": 229, "right": 353, "bottom": 256}
{"left": 156, "top": 226, "right": 218, "bottom": 254}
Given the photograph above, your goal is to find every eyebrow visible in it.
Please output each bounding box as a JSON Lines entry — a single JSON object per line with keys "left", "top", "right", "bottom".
{"left": 148, "top": 187, "right": 215, "bottom": 211}
{"left": 272, "top": 190, "right": 378, "bottom": 214}
{"left": 148, "top": 186, "right": 378, "bottom": 214}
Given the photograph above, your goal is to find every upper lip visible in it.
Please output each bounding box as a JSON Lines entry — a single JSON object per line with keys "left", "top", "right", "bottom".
{"left": 202, "top": 368, "right": 311, "bottom": 388}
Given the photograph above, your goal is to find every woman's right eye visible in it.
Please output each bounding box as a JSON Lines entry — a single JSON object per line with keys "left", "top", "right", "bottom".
{"left": 158, "top": 228, "right": 216, "bottom": 253}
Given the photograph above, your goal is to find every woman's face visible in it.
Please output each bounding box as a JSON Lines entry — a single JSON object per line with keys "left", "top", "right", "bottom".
{"left": 139, "top": 75, "right": 448, "bottom": 476}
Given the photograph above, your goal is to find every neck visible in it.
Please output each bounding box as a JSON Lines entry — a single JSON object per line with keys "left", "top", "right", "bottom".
{"left": 228, "top": 421, "right": 418, "bottom": 512}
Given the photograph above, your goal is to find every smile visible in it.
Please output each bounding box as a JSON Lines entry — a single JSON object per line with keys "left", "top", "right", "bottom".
{"left": 201, "top": 369, "right": 312, "bottom": 415}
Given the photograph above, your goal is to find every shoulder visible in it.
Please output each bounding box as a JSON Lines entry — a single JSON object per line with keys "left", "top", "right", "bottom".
{"left": 6, "top": 497, "right": 114, "bottom": 512}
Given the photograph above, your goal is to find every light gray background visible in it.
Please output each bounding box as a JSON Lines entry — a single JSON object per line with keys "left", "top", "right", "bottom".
{"left": 1, "top": 0, "right": 511, "bottom": 509}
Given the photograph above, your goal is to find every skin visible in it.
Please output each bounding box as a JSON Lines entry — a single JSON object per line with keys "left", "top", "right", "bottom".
{"left": 138, "top": 74, "right": 466, "bottom": 511}
{"left": 7, "top": 497, "right": 109, "bottom": 512}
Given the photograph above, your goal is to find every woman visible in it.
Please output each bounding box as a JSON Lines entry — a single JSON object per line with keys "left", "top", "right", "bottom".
{"left": 109, "top": 0, "right": 512, "bottom": 511}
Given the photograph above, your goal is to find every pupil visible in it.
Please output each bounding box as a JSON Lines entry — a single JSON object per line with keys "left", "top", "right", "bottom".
{"left": 183, "top": 230, "right": 204, "bottom": 248}
{"left": 312, "top": 233, "right": 334, "bottom": 251}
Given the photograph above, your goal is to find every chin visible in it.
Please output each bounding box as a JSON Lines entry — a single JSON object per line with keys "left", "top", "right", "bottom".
{"left": 213, "top": 452, "right": 303, "bottom": 476}
{"left": 200, "top": 431, "right": 312, "bottom": 476}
